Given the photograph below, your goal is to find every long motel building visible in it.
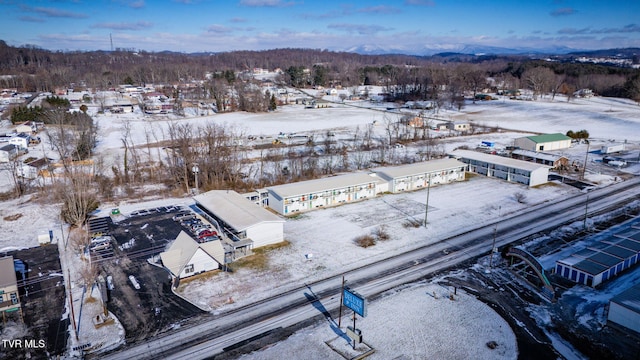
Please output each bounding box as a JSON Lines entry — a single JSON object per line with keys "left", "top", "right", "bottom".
{"left": 267, "top": 158, "right": 467, "bottom": 216}
{"left": 372, "top": 158, "right": 467, "bottom": 193}
{"left": 267, "top": 173, "right": 382, "bottom": 215}
{"left": 449, "top": 149, "right": 551, "bottom": 187}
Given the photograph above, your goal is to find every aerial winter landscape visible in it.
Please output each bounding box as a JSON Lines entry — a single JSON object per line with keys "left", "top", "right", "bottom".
{"left": 1, "top": 1, "right": 640, "bottom": 360}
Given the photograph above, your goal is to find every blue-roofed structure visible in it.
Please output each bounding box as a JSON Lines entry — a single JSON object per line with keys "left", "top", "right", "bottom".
{"left": 608, "top": 284, "right": 640, "bottom": 334}
{"left": 555, "top": 218, "right": 640, "bottom": 287}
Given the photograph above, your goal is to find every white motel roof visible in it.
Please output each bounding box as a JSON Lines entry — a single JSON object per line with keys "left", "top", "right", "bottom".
{"left": 450, "top": 149, "right": 551, "bottom": 172}
{"left": 372, "top": 158, "right": 466, "bottom": 180}
{"left": 194, "top": 190, "right": 284, "bottom": 231}
{"left": 268, "top": 172, "right": 383, "bottom": 199}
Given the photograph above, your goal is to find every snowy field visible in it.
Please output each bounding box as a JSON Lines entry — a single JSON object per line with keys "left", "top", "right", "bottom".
{"left": 1, "top": 93, "right": 640, "bottom": 358}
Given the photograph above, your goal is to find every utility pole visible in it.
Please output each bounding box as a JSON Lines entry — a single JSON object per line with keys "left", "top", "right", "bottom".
{"left": 583, "top": 195, "right": 590, "bottom": 230}
{"left": 424, "top": 173, "right": 431, "bottom": 227}
{"left": 489, "top": 224, "right": 498, "bottom": 270}
{"left": 338, "top": 276, "right": 345, "bottom": 328}
{"left": 581, "top": 140, "right": 590, "bottom": 180}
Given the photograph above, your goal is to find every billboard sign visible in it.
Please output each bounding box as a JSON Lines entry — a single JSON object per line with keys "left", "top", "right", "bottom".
{"left": 343, "top": 287, "right": 366, "bottom": 317}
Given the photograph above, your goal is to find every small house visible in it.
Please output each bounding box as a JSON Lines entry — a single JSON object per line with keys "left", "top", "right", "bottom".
{"left": 0, "top": 256, "right": 21, "bottom": 319}
{"left": 0, "top": 144, "right": 19, "bottom": 163}
{"left": 160, "top": 231, "right": 225, "bottom": 279}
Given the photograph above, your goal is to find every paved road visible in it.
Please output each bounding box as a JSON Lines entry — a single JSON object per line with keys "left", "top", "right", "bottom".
{"left": 100, "top": 177, "right": 640, "bottom": 360}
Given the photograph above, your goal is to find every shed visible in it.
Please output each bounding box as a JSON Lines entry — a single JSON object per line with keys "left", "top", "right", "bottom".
{"left": 194, "top": 190, "right": 284, "bottom": 248}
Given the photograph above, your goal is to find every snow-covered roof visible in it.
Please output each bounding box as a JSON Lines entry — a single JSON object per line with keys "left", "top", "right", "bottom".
{"left": 511, "top": 149, "right": 567, "bottom": 162}
{"left": 372, "top": 158, "right": 466, "bottom": 180}
{"left": 194, "top": 190, "right": 283, "bottom": 231}
{"left": 160, "top": 231, "right": 224, "bottom": 277}
{"left": 450, "top": 149, "right": 551, "bottom": 171}
{"left": 268, "top": 172, "right": 383, "bottom": 199}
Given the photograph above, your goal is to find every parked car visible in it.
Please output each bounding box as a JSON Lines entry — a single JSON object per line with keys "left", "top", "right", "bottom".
{"left": 197, "top": 230, "right": 217, "bottom": 239}
{"left": 128, "top": 275, "right": 140, "bottom": 290}
{"left": 199, "top": 235, "right": 219, "bottom": 242}
{"left": 173, "top": 213, "right": 195, "bottom": 221}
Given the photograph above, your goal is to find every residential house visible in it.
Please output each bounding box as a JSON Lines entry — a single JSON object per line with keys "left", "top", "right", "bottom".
{"left": 0, "top": 256, "right": 21, "bottom": 322}
{"left": 160, "top": 231, "right": 225, "bottom": 279}
{"left": 0, "top": 144, "right": 19, "bottom": 163}
{"left": 9, "top": 133, "right": 31, "bottom": 150}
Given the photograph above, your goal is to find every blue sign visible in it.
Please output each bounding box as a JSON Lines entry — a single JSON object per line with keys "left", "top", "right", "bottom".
{"left": 343, "top": 287, "right": 366, "bottom": 317}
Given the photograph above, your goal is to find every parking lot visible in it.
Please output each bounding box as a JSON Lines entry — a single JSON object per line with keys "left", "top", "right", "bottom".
{"left": 1, "top": 245, "right": 68, "bottom": 360}
{"left": 90, "top": 206, "right": 209, "bottom": 344}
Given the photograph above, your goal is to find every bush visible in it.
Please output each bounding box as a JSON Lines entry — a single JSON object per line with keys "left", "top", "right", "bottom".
{"left": 354, "top": 235, "right": 376, "bottom": 248}
{"left": 514, "top": 192, "right": 527, "bottom": 204}
{"left": 374, "top": 225, "right": 390, "bottom": 241}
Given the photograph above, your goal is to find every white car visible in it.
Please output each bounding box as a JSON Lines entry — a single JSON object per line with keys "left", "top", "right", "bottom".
{"left": 128, "top": 275, "right": 140, "bottom": 290}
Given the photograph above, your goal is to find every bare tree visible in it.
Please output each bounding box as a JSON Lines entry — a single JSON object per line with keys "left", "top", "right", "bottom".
{"left": 522, "top": 67, "right": 555, "bottom": 100}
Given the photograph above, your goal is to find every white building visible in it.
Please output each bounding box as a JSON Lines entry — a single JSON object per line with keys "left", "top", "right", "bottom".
{"left": 9, "top": 133, "right": 30, "bottom": 150}
{"left": 372, "top": 158, "right": 467, "bottom": 193}
{"left": 0, "top": 144, "right": 19, "bottom": 163}
{"left": 267, "top": 173, "right": 383, "bottom": 216}
{"left": 450, "top": 149, "right": 550, "bottom": 187}
{"left": 160, "top": 231, "right": 225, "bottom": 279}
{"left": 608, "top": 284, "right": 640, "bottom": 334}
{"left": 514, "top": 133, "right": 572, "bottom": 152}
{"left": 194, "top": 190, "right": 285, "bottom": 248}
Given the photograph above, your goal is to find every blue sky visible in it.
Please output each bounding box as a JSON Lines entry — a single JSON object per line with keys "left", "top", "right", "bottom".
{"left": 1, "top": 0, "right": 639, "bottom": 54}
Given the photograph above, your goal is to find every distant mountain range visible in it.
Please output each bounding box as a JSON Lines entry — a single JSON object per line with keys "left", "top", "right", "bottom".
{"left": 343, "top": 44, "right": 640, "bottom": 58}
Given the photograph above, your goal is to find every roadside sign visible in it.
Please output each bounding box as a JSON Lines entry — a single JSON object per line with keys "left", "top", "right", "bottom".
{"left": 343, "top": 287, "right": 366, "bottom": 317}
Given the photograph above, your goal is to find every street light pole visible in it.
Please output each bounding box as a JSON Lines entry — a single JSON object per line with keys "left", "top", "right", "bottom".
{"left": 191, "top": 163, "right": 200, "bottom": 194}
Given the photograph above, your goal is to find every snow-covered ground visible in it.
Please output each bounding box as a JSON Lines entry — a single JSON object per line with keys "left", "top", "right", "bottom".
{"left": 1, "top": 93, "right": 640, "bottom": 358}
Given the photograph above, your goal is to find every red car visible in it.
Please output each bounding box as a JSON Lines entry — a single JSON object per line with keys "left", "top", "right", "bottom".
{"left": 197, "top": 230, "right": 217, "bottom": 239}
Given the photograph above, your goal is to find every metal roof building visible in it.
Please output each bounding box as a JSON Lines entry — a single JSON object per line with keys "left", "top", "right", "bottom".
{"left": 450, "top": 149, "right": 551, "bottom": 187}
{"left": 514, "top": 133, "right": 572, "bottom": 152}
{"left": 556, "top": 218, "right": 640, "bottom": 287}
{"left": 194, "top": 190, "right": 285, "bottom": 248}
{"left": 608, "top": 283, "right": 640, "bottom": 334}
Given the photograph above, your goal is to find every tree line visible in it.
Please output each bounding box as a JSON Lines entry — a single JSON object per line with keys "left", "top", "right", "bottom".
{"left": 1, "top": 41, "right": 639, "bottom": 103}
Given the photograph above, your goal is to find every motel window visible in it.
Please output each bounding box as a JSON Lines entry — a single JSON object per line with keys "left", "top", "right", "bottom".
{"left": 10, "top": 293, "right": 18, "bottom": 304}
{"left": 185, "top": 264, "right": 194, "bottom": 274}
